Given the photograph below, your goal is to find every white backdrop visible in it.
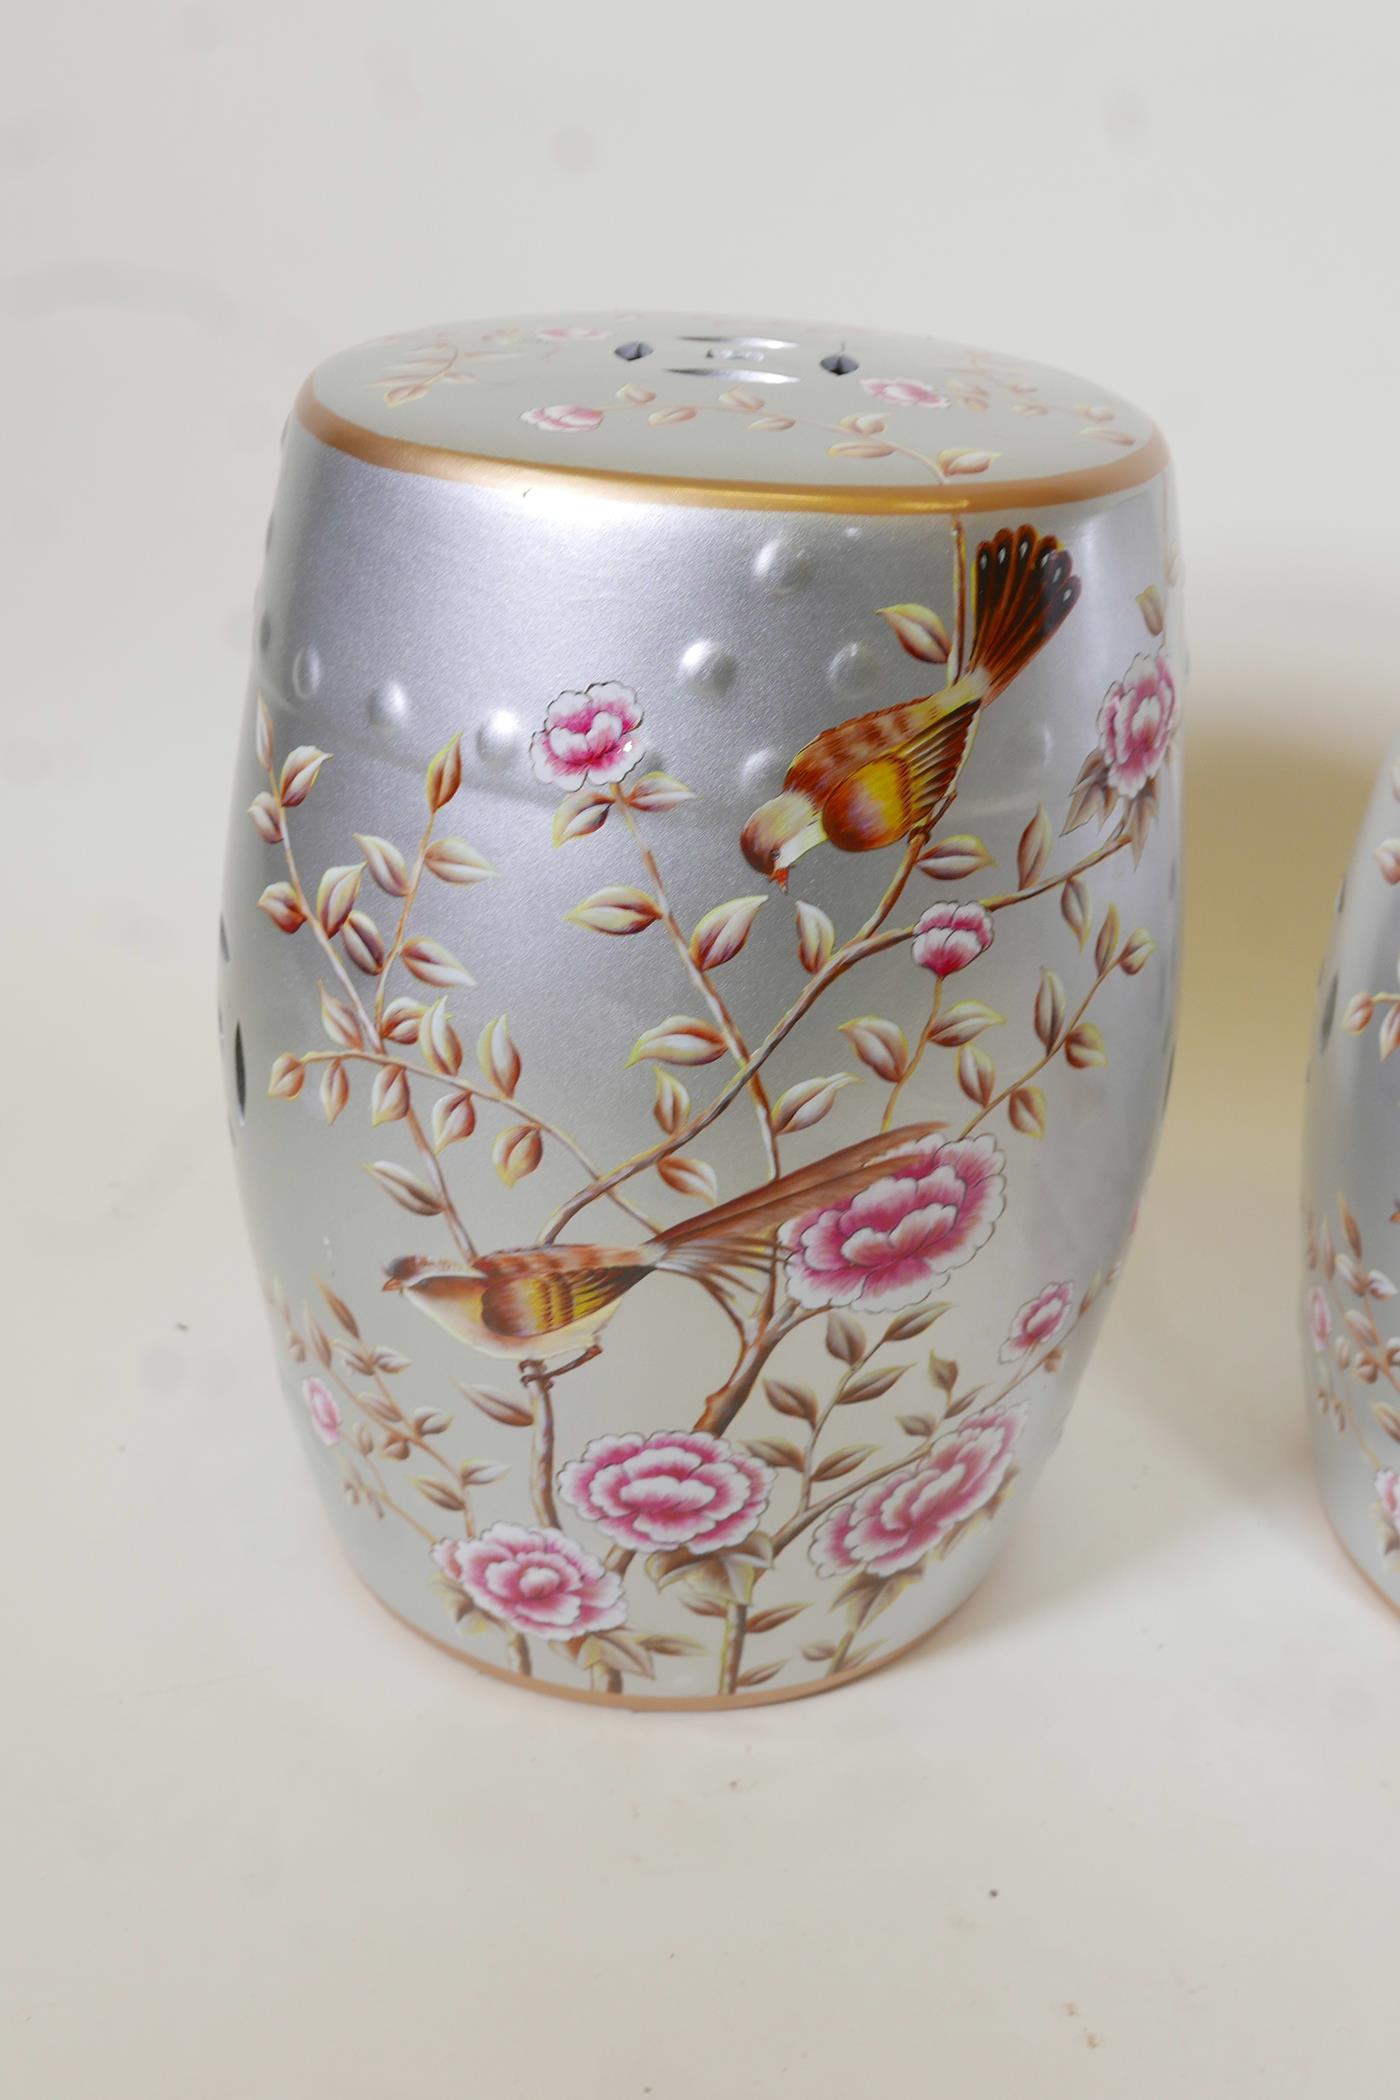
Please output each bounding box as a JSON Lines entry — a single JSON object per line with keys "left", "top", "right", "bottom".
{"left": 4, "top": 5, "right": 1398, "bottom": 2095}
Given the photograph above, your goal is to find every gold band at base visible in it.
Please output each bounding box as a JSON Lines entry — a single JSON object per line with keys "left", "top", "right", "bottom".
{"left": 295, "top": 380, "right": 1169, "bottom": 518}
{"left": 364, "top": 1512, "right": 1392, "bottom": 1711}
{"left": 359, "top": 1575, "right": 949, "bottom": 1711}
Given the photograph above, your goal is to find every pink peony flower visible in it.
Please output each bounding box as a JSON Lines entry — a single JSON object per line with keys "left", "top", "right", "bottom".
{"left": 536, "top": 326, "right": 608, "bottom": 341}
{"left": 811, "top": 1409, "right": 1022, "bottom": 1577}
{"left": 558, "top": 1430, "right": 772, "bottom": 1552}
{"left": 780, "top": 1133, "right": 1005, "bottom": 1313}
{"left": 1097, "top": 650, "right": 1178, "bottom": 798}
{"left": 302, "top": 1376, "right": 342, "bottom": 1446}
{"left": 1000, "top": 1281, "right": 1073, "bottom": 1362}
{"left": 912, "top": 900, "right": 995, "bottom": 977}
{"left": 434, "top": 1523, "right": 625, "bottom": 1641}
{"left": 1308, "top": 1286, "right": 1333, "bottom": 1348}
{"left": 860, "top": 377, "right": 950, "bottom": 409}
{"left": 519, "top": 403, "right": 604, "bottom": 433}
{"left": 1377, "top": 1470, "right": 1400, "bottom": 1531}
{"left": 529, "top": 681, "right": 643, "bottom": 789}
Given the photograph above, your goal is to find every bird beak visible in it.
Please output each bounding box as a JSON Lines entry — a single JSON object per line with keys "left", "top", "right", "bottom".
{"left": 771, "top": 867, "right": 789, "bottom": 890}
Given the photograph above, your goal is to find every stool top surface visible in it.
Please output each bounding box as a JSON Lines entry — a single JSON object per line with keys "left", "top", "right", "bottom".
{"left": 302, "top": 311, "right": 1164, "bottom": 511}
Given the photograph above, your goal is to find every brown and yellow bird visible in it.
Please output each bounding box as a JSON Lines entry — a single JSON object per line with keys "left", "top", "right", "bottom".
{"left": 741, "top": 524, "right": 1081, "bottom": 884}
{"left": 383, "top": 1124, "right": 940, "bottom": 1365}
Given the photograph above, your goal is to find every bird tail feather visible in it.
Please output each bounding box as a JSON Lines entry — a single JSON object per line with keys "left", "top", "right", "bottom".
{"left": 965, "top": 525, "right": 1080, "bottom": 699}
{"left": 653, "top": 1123, "right": 941, "bottom": 1253}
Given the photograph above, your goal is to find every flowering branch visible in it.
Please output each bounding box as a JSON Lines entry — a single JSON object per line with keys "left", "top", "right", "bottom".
{"left": 612, "top": 389, "right": 953, "bottom": 484}
{"left": 769, "top": 1312, "right": 1080, "bottom": 1558}
{"left": 373, "top": 806, "right": 438, "bottom": 1035}
{"left": 693, "top": 1300, "right": 820, "bottom": 1439}
{"left": 957, "top": 963, "right": 1113, "bottom": 1140}
{"left": 262, "top": 741, "right": 480, "bottom": 1264}
{"left": 293, "top": 1044, "right": 660, "bottom": 1237}
{"left": 616, "top": 797, "right": 781, "bottom": 1180}
{"left": 246, "top": 539, "right": 1178, "bottom": 1695}
{"left": 882, "top": 980, "right": 942, "bottom": 1133}
{"left": 537, "top": 838, "right": 931, "bottom": 1243}
{"left": 539, "top": 830, "right": 1135, "bottom": 1242}
{"left": 298, "top": 1340, "right": 440, "bottom": 1545}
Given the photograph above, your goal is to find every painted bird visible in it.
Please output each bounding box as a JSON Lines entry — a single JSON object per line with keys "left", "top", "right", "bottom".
{"left": 383, "top": 1124, "right": 940, "bottom": 1366}
{"left": 741, "top": 524, "right": 1081, "bottom": 884}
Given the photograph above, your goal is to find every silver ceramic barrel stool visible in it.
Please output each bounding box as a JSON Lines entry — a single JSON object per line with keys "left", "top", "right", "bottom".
{"left": 220, "top": 313, "right": 1184, "bottom": 1707}
{"left": 1302, "top": 742, "right": 1400, "bottom": 1611}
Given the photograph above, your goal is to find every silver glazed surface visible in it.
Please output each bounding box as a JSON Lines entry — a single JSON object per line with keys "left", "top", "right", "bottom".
{"left": 220, "top": 313, "right": 1184, "bottom": 1705}
{"left": 1302, "top": 743, "right": 1400, "bottom": 1609}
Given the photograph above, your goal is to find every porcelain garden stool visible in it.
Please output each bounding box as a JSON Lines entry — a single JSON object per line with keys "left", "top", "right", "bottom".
{"left": 219, "top": 312, "right": 1183, "bottom": 1706}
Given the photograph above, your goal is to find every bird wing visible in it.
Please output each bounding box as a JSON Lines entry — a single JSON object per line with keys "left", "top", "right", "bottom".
{"left": 785, "top": 701, "right": 920, "bottom": 800}
{"left": 784, "top": 683, "right": 975, "bottom": 796}
{"left": 475, "top": 1247, "right": 650, "bottom": 1339}
{"left": 821, "top": 696, "right": 980, "bottom": 850}
{"left": 889, "top": 694, "right": 980, "bottom": 820}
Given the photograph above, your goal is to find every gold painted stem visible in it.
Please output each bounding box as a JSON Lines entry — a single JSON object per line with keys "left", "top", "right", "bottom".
{"left": 539, "top": 828, "right": 1123, "bottom": 1243}
{"left": 718, "top": 1600, "right": 749, "bottom": 1695}
{"left": 769, "top": 1319, "right": 1079, "bottom": 1558}
{"left": 957, "top": 967, "right": 1114, "bottom": 1140}
{"left": 951, "top": 520, "right": 968, "bottom": 679}
{"left": 520, "top": 1362, "right": 561, "bottom": 1529}
{"left": 296, "top": 1045, "right": 659, "bottom": 1237}
{"left": 316, "top": 1356, "right": 439, "bottom": 1544}
{"left": 271, "top": 769, "right": 479, "bottom": 1264}
{"left": 694, "top": 1301, "right": 818, "bottom": 1439}
{"left": 618, "top": 799, "right": 781, "bottom": 1182}
{"left": 883, "top": 979, "right": 942, "bottom": 1132}
{"left": 540, "top": 834, "right": 929, "bottom": 1242}
{"left": 824, "top": 1628, "right": 857, "bottom": 1680}
{"left": 374, "top": 806, "right": 437, "bottom": 1036}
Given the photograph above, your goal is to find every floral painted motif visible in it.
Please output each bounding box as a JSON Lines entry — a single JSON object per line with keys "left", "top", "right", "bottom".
{"left": 303, "top": 1375, "right": 343, "bottom": 1445}
{"left": 1302, "top": 1187, "right": 1400, "bottom": 1567}
{"left": 1001, "top": 1282, "right": 1073, "bottom": 1362}
{"left": 1303, "top": 752, "right": 1400, "bottom": 1583}
{"left": 912, "top": 900, "right": 995, "bottom": 977}
{"left": 559, "top": 1431, "right": 772, "bottom": 1551}
{"left": 248, "top": 513, "right": 1174, "bottom": 1698}
{"left": 859, "top": 377, "right": 951, "bottom": 409}
{"left": 529, "top": 681, "right": 643, "bottom": 788}
{"left": 519, "top": 403, "right": 604, "bottom": 434}
{"left": 434, "top": 1524, "right": 626, "bottom": 1640}
{"left": 1378, "top": 1470, "right": 1400, "bottom": 1538}
{"left": 1097, "top": 651, "right": 1179, "bottom": 799}
{"left": 780, "top": 1135, "right": 1007, "bottom": 1313}
{"left": 810, "top": 1410, "right": 1022, "bottom": 1577}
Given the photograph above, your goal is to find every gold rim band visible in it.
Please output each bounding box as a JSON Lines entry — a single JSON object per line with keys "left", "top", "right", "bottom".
{"left": 296, "top": 379, "right": 1169, "bottom": 517}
